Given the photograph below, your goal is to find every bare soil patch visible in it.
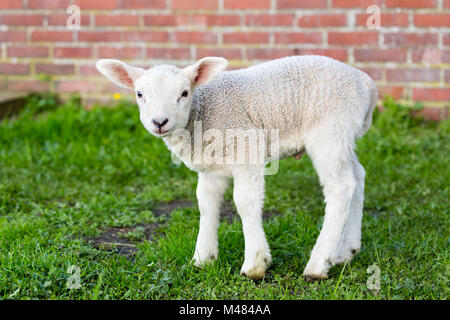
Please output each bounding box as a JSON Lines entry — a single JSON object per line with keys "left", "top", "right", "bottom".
{"left": 85, "top": 223, "right": 160, "bottom": 258}
{"left": 84, "top": 200, "right": 195, "bottom": 258}
{"left": 85, "top": 199, "right": 277, "bottom": 258}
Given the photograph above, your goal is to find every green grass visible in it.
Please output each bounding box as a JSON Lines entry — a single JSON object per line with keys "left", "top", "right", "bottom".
{"left": 0, "top": 96, "right": 448, "bottom": 299}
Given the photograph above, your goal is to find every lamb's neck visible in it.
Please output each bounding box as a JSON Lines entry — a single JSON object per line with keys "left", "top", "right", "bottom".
{"left": 161, "top": 98, "right": 201, "bottom": 166}
{"left": 184, "top": 99, "right": 202, "bottom": 137}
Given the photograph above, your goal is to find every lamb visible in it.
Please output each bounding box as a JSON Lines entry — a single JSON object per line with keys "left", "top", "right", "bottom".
{"left": 96, "top": 55, "right": 377, "bottom": 281}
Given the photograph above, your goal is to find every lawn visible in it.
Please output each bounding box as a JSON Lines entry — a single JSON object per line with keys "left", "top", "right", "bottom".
{"left": 0, "top": 95, "right": 448, "bottom": 299}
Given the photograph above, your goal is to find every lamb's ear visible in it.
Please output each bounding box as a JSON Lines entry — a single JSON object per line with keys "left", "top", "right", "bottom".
{"left": 183, "top": 57, "right": 228, "bottom": 86}
{"left": 96, "top": 59, "right": 145, "bottom": 90}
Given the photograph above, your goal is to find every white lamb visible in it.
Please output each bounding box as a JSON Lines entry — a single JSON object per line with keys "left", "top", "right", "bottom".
{"left": 96, "top": 55, "right": 377, "bottom": 281}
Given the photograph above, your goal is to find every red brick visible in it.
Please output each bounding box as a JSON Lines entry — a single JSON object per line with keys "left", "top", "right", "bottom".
{"left": 145, "top": 14, "right": 240, "bottom": 27}
{"left": 124, "top": 31, "right": 168, "bottom": 42}
{"left": 411, "top": 107, "right": 447, "bottom": 121}
{"left": 275, "top": 32, "right": 322, "bottom": 44}
{"left": 147, "top": 15, "right": 188, "bottom": 27}
{"left": 359, "top": 68, "right": 383, "bottom": 81}
{"left": 224, "top": 32, "right": 270, "bottom": 44}
{"left": 412, "top": 49, "right": 443, "bottom": 63}
{"left": 0, "top": 0, "right": 23, "bottom": 9}
{"left": 197, "top": 48, "right": 242, "bottom": 60}
{"left": 228, "top": 64, "right": 249, "bottom": 71}
{"left": 95, "top": 14, "right": 140, "bottom": 26}
{"left": 78, "top": 31, "right": 121, "bottom": 42}
{"left": 74, "top": 0, "right": 118, "bottom": 9}
{"left": 36, "top": 64, "right": 75, "bottom": 75}
{"left": 414, "top": 14, "right": 450, "bottom": 27}
{"left": 386, "top": 69, "right": 440, "bottom": 82}
{"left": 121, "top": 0, "right": 166, "bottom": 9}
{"left": 225, "top": 0, "right": 271, "bottom": 9}
{"left": 445, "top": 70, "right": 450, "bottom": 82}
{"left": 422, "top": 106, "right": 447, "bottom": 120}
{"left": 246, "top": 14, "right": 294, "bottom": 26}
{"left": 98, "top": 47, "right": 143, "bottom": 59}
{"left": 0, "top": 63, "right": 29, "bottom": 75}
{"left": 0, "top": 14, "right": 44, "bottom": 26}
{"left": 413, "top": 88, "right": 450, "bottom": 101}
{"left": 0, "top": 31, "right": 27, "bottom": 42}
{"left": 174, "top": 31, "right": 217, "bottom": 44}
{"left": 181, "top": 14, "right": 241, "bottom": 26}
{"left": 356, "top": 13, "right": 409, "bottom": 27}
{"left": 417, "top": 106, "right": 445, "bottom": 120}
{"left": 332, "top": 0, "right": 382, "bottom": 7}
{"left": 444, "top": 34, "right": 450, "bottom": 46}
{"left": 28, "top": 0, "right": 71, "bottom": 9}
{"left": 47, "top": 14, "right": 90, "bottom": 26}
{"left": 79, "top": 65, "right": 100, "bottom": 76}
{"left": 386, "top": 0, "right": 436, "bottom": 8}
{"left": 54, "top": 47, "right": 93, "bottom": 58}
{"left": 31, "top": 31, "right": 73, "bottom": 42}
{"left": 295, "top": 48, "right": 348, "bottom": 61}
{"left": 355, "top": 49, "right": 407, "bottom": 62}
{"left": 7, "top": 46, "right": 49, "bottom": 58}
{"left": 201, "top": 15, "right": 241, "bottom": 26}
{"left": 443, "top": 51, "right": 450, "bottom": 63}
{"left": 172, "top": 0, "right": 218, "bottom": 10}
{"left": 1, "top": 0, "right": 447, "bottom": 112}
{"left": 57, "top": 81, "right": 97, "bottom": 93}
{"left": 384, "top": 33, "right": 437, "bottom": 46}
{"left": 144, "top": 15, "right": 177, "bottom": 26}
{"left": 328, "top": 32, "right": 378, "bottom": 45}
{"left": 278, "top": 0, "right": 327, "bottom": 8}
{"left": 8, "top": 81, "right": 50, "bottom": 92}
{"left": 247, "top": 48, "right": 296, "bottom": 60}
{"left": 173, "top": 15, "right": 196, "bottom": 26}
{"left": 378, "top": 86, "right": 404, "bottom": 100}
{"left": 146, "top": 48, "right": 191, "bottom": 60}
{"left": 101, "top": 83, "right": 131, "bottom": 94}
{"left": 298, "top": 14, "right": 346, "bottom": 27}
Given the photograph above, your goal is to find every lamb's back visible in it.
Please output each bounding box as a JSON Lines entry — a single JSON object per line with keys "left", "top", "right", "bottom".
{"left": 195, "top": 55, "right": 372, "bottom": 137}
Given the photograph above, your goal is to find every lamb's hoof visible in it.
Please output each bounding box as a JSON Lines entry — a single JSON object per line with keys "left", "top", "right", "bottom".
{"left": 240, "top": 267, "right": 266, "bottom": 281}
{"left": 192, "top": 254, "right": 217, "bottom": 268}
{"left": 303, "top": 258, "right": 331, "bottom": 281}
{"left": 240, "top": 252, "right": 272, "bottom": 281}
{"left": 304, "top": 274, "right": 327, "bottom": 282}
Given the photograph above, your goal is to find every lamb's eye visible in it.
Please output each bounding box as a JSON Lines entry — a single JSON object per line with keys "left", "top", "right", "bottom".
{"left": 181, "top": 90, "right": 189, "bottom": 98}
{"left": 136, "top": 90, "right": 143, "bottom": 98}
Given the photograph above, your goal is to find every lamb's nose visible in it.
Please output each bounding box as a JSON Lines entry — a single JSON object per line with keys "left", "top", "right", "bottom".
{"left": 152, "top": 118, "right": 169, "bottom": 129}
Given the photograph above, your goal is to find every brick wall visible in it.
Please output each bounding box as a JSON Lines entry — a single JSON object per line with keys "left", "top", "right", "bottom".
{"left": 0, "top": 0, "right": 449, "bottom": 120}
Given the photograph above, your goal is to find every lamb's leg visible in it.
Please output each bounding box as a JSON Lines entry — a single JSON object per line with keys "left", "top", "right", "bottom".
{"left": 303, "top": 137, "right": 358, "bottom": 280}
{"left": 193, "top": 172, "right": 229, "bottom": 267}
{"left": 336, "top": 155, "right": 366, "bottom": 263}
{"left": 233, "top": 167, "right": 272, "bottom": 280}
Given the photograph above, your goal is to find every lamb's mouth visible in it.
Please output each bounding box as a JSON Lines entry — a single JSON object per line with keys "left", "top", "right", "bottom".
{"left": 153, "top": 128, "right": 173, "bottom": 137}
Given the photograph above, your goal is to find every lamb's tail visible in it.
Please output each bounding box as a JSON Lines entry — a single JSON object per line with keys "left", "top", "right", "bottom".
{"left": 357, "top": 70, "right": 378, "bottom": 138}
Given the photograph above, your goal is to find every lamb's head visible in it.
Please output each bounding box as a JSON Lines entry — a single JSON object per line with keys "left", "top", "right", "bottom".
{"left": 96, "top": 57, "right": 228, "bottom": 138}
